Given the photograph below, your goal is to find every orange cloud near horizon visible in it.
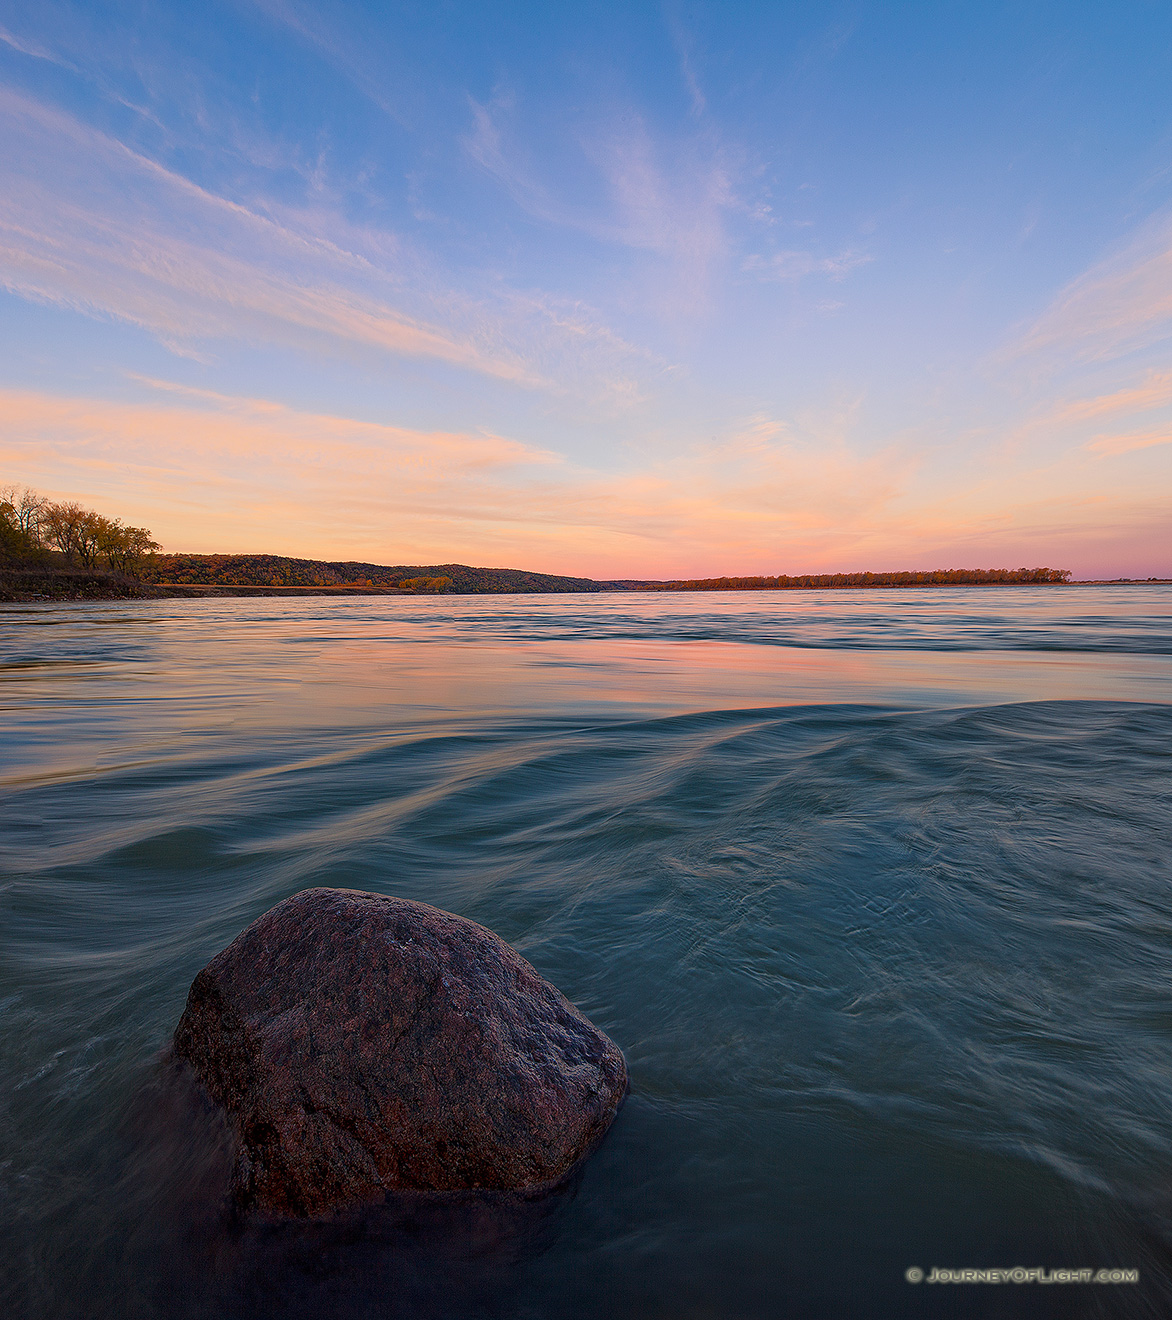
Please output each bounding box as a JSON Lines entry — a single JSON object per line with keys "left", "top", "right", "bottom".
{"left": 2, "top": 382, "right": 1168, "bottom": 580}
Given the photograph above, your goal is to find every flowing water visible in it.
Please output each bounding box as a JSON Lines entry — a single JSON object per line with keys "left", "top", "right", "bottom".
{"left": 2, "top": 586, "right": 1171, "bottom": 1319}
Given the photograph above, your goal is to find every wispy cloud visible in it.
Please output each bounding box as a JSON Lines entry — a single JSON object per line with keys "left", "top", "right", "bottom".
{"left": 1085, "top": 429, "right": 1172, "bottom": 457}
{"left": 741, "top": 249, "right": 872, "bottom": 282}
{"left": 463, "top": 97, "right": 572, "bottom": 230}
{"left": 0, "top": 89, "right": 542, "bottom": 383}
{"left": 665, "top": 10, "right": 707, "bottom": 119}
{"left": 0, "top": 87, "right": 659, "bottom": 401}
{"left": 587, "top": 116, "right": 730, "bottom": 263}
{"left": 465, "top": 95, "right": 729, "bottom": 259}
{"left": 0, "top": 23, "right": 76, "bottom": 69}
{"left": 463, "top": 94, "right": 736, "bottom": 315}
{"left": 995, "top": 367, "right": 1172, "bottom": 461}
{"left": 1049, "top": 371, "right": 1172, "bottom": 424}
{"left": 1014, "top": 211, "right": 1172, "bottom": 366}
{"left": 247, "top": 0, "right": 413, "bottom": 124}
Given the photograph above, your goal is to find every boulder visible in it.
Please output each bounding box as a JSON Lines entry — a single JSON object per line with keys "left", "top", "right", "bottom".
{"left": 172, "top": 887, "right": 627, "bottom": 1218}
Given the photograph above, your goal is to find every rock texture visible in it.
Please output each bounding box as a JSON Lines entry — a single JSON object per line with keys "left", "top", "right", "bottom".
{"left": 172, "top": 887, "right": 627, "bottom": 1218}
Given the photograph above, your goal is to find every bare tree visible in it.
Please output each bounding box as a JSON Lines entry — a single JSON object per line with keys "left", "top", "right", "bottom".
{"left": 1, "top": 484, "right": 52, "bottom": 563}
{"left": 4, "top": 483, "right": 47, "bottom": 538}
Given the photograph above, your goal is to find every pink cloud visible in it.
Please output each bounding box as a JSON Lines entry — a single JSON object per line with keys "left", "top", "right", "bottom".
{"left": 1, "top": 383, "right": 1167, "bottom": 579}
{"left": 1085, "top": 429, "right": 1172, "bottom": 457}
{"left": 1053, "top": 371, "right": 1172, "bottom": 424}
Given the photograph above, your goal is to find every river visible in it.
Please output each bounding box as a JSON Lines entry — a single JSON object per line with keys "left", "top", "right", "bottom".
{"left": 2, "top": 587, "right": 1171, "bottom": 1318}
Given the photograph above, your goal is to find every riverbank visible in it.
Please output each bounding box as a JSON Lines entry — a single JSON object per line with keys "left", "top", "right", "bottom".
{"left": 3, "top": 567, "right": 1168, "bottom": 603}
{"left": 0, "top": 568, "right": 176, "bottom": 602}
{"left": 0, "top": 570, "right": 470, "bottom": 601}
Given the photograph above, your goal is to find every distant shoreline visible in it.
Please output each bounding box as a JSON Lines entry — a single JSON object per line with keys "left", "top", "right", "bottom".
{"left": 9, "top": 517, "right": 1165, "bottom": 599}
{"left": 2, "top": 567, "right": 1168, "bottom": 603}
{"left": 152, "top": 578, "right": 1169, "bottom": 593}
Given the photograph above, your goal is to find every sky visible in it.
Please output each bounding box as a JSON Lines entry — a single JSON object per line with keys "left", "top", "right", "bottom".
{"left": 0, "top": 0, "right": 1170, "bottom": 579}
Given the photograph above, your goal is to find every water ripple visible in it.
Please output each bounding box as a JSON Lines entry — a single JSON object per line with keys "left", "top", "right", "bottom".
{"left": 2, "top": 591, "right": 1171, "bottom": 1318}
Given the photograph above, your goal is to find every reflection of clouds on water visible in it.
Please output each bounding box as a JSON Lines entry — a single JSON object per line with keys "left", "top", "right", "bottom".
{"left": 2, "top": 589, "right": 1172, "bottom": 1317}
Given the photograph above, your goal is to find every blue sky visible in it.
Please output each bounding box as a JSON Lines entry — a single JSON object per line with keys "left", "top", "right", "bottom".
{"left": 1, "top": 0, "right": 1170, "bottom": 576}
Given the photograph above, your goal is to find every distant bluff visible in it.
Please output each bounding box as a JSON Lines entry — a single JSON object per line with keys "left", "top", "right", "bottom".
{"left": 139, "top": 554, "right": 613, "bottom": 593}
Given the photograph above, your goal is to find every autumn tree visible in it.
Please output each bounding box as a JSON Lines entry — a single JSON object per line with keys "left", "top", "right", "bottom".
{"left": 75, "top": 511, "right": 106, "bottom": 568}
{"left": 396, "top": 576, "right": 453, "bottom": 593}
{"left": 42, "top": 501, "right": 88, "bottom": 561}
{"left": 3, "top": 483, "right": 161, "bottom": 574}
{"left": 99, "top": 520, "right": 161, "bottom": 574}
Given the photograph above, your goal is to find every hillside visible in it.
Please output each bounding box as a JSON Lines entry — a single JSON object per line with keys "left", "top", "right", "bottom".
{"left": 139, "top": 554, "right": 611, "bottom": 593}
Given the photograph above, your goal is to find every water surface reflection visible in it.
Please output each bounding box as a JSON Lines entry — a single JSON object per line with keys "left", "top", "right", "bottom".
{"left": 2, "top": 589, "right": 1171, "bottom": 1318}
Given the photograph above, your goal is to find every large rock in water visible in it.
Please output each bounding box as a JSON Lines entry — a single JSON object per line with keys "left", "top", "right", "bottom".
{"left": 172, "top": 887, "right": 627, "bottom": 1218}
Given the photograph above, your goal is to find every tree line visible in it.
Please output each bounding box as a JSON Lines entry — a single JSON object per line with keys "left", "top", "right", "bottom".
{"left": 638, "top": 568, "right": 1072, "bottom": 590}
{"left": 1, "top": 483, "right": 160, "bottom": 574}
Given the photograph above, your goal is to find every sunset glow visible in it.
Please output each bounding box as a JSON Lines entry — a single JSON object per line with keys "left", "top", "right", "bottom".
{"left": 1, "top": 3, "right": 1170, "bottom": 578}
